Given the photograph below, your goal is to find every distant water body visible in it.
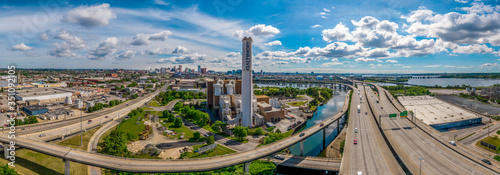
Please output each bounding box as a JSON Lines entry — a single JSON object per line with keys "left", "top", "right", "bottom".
{"left": 407, "top": 78, "right": 500, "bottom": 87}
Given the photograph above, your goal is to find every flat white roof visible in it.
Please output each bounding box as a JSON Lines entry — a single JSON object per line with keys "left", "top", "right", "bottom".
{"left": 398, "top": 95, "right": 481, "bottom": 125}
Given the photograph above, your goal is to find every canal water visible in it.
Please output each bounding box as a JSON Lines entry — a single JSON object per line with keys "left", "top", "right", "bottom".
{"left": 256, "top": 83, "right": 348, "bottom": 156}
{"left": 289, "top": 89, "right": 347, "bottom": 156}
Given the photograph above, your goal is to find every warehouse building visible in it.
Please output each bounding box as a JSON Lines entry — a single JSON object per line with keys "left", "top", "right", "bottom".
{"left": 23, "top": 105, "right": 48, "bottom": 116}
{"left": 398, "top": 95, "right": 482, "bottom": 130}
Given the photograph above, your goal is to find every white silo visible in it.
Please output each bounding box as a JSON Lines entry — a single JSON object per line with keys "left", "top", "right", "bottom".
{"left": 65, "top": 96, "right": 72, "bottom": 105}
{"left": 226, "top": 80, "right": 235, "bottom": 95}
{"left": 214, "top": 79, "right": 224, "bottom": 96}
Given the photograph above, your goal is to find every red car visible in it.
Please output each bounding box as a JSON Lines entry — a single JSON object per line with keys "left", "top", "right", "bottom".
{"left": 320, "top": 123, "right": 324, "bottom": 127}
{"left": 354, "top": 139, "right": 358, "bottom": 144}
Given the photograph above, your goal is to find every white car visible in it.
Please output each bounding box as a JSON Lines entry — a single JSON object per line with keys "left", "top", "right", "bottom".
{"left": 355, "top": 128, "right": 358, "bottom": 133}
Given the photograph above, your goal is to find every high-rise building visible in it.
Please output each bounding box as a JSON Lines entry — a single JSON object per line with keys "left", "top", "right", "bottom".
{"left": 198, "top": 65, "right": 201, "bottom": 73}
{"left": 260, "top": 70, "right": 263, "bottom": 75}
{"left": 201, "top": 68, "right": 207, "bottom": 74}
{"left": 241, "top": 37, "right": 253, "bottom": 127}
{"left": 179, "top": 65, "right": 183, "bottom": 73}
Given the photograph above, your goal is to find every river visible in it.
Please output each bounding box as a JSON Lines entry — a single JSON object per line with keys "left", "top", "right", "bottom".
{"left": 256, "top": 83, "right": 348, "bottom": 156}
{"left": 407, "top": 78, "right": 500, "bottom": 87}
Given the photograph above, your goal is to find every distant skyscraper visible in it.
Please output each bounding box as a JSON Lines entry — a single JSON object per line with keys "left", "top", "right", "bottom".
{"left": 198, "top": 65, "right": 201, "bottom": 73}
{"left": 241, "top": 37, "right": 253, "bottom": 127}
{"left": 260, "top": 70, "right": 263, "bottom": 75}
{"left": 179, "top": 65, "right": 183, "bottom": 73}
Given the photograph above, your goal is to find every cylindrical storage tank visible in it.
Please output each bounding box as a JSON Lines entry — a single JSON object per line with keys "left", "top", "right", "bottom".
{"left": 226, "top": 80, "right": 235, "bottom": 95}
{"left": 65, "top": 96, "right": 72, "bottom": 105}
{"left": 214, "top": 79, "right": 224, "bottom": 96}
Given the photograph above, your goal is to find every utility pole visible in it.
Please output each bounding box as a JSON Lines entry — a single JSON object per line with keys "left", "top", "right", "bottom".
{"left": 80, "top": 98, "right": 83, "bottom": 147}
{"left": 419, "top": 157, "right": 423, "bottom": 175}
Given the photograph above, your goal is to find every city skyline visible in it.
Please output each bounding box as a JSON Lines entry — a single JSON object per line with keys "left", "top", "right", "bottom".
{"left": 1, "top": 0, "right": 500, "bottom": 73}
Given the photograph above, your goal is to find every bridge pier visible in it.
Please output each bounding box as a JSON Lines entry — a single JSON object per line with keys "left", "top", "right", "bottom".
{"left": 3, "top": 143, "right": 8, "bottom": 159}
{"left": 64, "top": 159, "right": 70, "bottom": 175}
{"left": 322, "top": 128, "right": 326, "bottom": 150}
{"left": 300, "top": 141, "right": 304, "bottom": 156}
{"left": 243, "top": 162, "right": 251, "bottom": 174}
{"left": 337, "top": 118, "right": 340, "bottom": 134}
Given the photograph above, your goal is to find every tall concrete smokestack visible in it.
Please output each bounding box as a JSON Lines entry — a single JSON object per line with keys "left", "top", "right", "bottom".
{"left": 241, "top": 37, "right": 253, "bottom": 127}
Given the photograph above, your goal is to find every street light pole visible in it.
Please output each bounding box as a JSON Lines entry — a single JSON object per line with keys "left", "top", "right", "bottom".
{"left": 80, "top": 98, "right": 83, "bottom": 147}
{"left": 419, "top": 157, "right": 423, "bottom": 175}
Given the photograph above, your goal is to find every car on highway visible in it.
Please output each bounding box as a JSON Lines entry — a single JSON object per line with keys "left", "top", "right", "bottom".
{"left": 365, "top": 112, "right": 367, "bottom": 115}
{"left": 39, "top": 134, "right": 46, "bottom": 137}
{"left": 320, "top": 123, "right": 324, "bottom": 127}
{"left": 355, "top": 128, "right": 358, "bottom": 133}
{"left": 482, "top": 159, "right": 492, "bottom": 165}
{"left": 449, "top": 141, "right": 456, "bottom": 146}
{"left": 299, "top": 133, "right": 305, "bottom": 137}
{"left": 354, "top": 139, "right": 357, "bottom": 144}
{"left": 88, "top": 120, "right": 92, "bottom": 124}
{"left": 105, "top": 116, "right": 109, "bottom": 118}
{"left": 274, "top": 154, "right": 285, "bottom": 160}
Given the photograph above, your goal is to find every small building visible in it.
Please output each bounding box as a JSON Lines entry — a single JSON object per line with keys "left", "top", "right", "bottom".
{"left": 256, "top": 95, "right": 270, "bottom": 104}
{"left": 23, "top": 105, "right": 48, "bottom": 116}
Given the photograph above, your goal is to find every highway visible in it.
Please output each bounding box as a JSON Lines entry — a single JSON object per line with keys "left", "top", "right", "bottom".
{"left": 0, "top": 87, "right": 350, "bottom": 173}
{"left": 340, "top": 84, "right": 403, "bottom": 175}
{"left": 375, "top": 84, "right": 500, "bottom": 171}
{"left": 366, "top": 85, "right": 497, "bottom": 175}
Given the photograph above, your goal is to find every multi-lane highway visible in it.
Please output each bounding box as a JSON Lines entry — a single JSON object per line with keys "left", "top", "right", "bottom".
{"left": 366, "top": 85, "right": 497, "bottom": 175}
{"left": 340, "top": 84, "right": 403, "bottom": 175}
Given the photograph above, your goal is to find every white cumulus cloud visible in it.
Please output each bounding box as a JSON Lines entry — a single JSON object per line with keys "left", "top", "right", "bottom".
{"left": 265, "top": 40, "right": 282, "bottom": 46}
{"left": 11, "top": 43, "right": 32, "bottom": 51}
{"left": 63, "top": 3, "right": 116, "bottom": 28}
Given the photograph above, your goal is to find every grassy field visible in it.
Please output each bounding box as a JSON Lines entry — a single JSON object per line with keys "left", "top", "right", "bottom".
{"left": 287, "top": 101, "right": 307, "bottom": 107}
{"left": 116, "top": 110, "right": 147, "bottom": 141}
{"left": 148, "top": 100, "right": 161, "bottom": 107}
{"left": 58, "top": 127, "right": 101, "bottom": 150}
{"left": 142, "top": 106, "right": 154, "bottom": 111}
{"left": 202, "top": 125, "right": 249, "bottom": 143}
{"left": 297, "top": 95, "right": 306, "bottom": 98}
{"left": 0, "top": 127, "right": 101, "bottom": 175}
{"left": 184, "top": 144, "right": 236, "bottom": 159}
{"left": 162, "top": 121, "right": 197, "bottom": 140}
{"left": 482, "top": 136, "right": 500, "bottom": 146}
{"left": 477, "top": 135, "right": 500, "bottom": 153}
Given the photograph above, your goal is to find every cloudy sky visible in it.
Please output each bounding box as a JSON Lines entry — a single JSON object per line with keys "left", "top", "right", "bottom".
{"left": 1, "top": 0, "right": 500, "bottom": 73}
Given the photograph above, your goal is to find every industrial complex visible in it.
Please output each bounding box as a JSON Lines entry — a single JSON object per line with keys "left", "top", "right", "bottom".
{"left": 398, "top": 95, "right": 483, "bottom": 130}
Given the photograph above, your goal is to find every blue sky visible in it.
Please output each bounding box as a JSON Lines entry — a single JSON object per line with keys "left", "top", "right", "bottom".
{"left": 1, "top": 0, "right": 500, "bottom": 73}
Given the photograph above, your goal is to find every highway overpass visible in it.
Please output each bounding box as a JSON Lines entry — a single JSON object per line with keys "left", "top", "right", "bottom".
{"left": 0, "top": 87, "right": 351, "bottom": 174}
{"left": 268, "top": 154, "right": 342, "bottom": 171}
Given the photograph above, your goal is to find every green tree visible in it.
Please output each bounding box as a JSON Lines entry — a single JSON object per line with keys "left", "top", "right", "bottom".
{"left": 207, "top": 136, "right": 215, "bottom": 145}
{"left": 254, "top": 127, "right": 264, "bottom": 136}
{"left": 211, "top": 120, "right": 226, "bottom": 133}
{"left": 233, "top": 126, "right": 248, "bottom": 141}
{"left": 193, "top": 132, "right": 201, "bottom": 140}
{"left": 100, "top": 130, "right": 131, "bottom": 157}
{"left": 173, "top": 117, "right": 183, "bottom": 127}
{"left": 0, "top": 164, "right": 19, "bottom": 175}
{"left": 109, "top": 100, "right": 116, "bottom": 107}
